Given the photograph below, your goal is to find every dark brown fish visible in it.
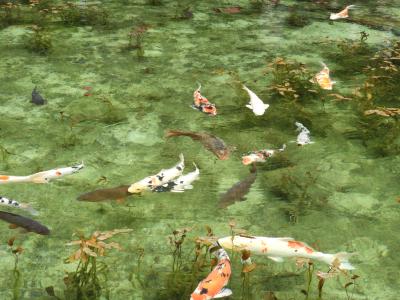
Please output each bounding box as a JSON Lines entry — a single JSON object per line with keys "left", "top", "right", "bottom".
{"left": 218, "top": 165, "right": 257, "bottom": 208}
{"left": 166, "top": 130, "right": 230, "bottom": 160}
{"left": 77, "top": 185, "right": 132, "bottom": 202}
{"left": 0, "top": 211, "right": 50, "bottom": 235}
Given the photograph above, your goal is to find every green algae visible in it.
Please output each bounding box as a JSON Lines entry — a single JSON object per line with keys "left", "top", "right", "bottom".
{"left": 0, "top": 0, "right": 399, "bottom": 299}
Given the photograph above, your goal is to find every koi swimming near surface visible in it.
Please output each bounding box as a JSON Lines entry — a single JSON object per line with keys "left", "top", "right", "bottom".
{"left": 218, "top": 235, "right": 355, "bottom": 270}
{"left": 242, "top": 144, "right": 286, "bottom": 165}
{"left": 153, "top": 162, "right": 199, "bottom": 193}
{"left": 0, "top": 162, "right": 85, "bottom": 184}
{"left": 243, "top": 85, "right": 269, "bottom": 116}
{"left": 192, "top": 84, "right": 217, "bottom": 116}
{"left": 0, "top": 210, "right": 50, "bottom": 235}
{"left": 166, "top": 130, "right": 231, "bottom": 160}
{"left": 190, "top": 247, "right": 232, "bottom": 300}
{"left": 330, "top": 5, "right": 355, "bottom": 20}
{"left": 128, "top": 154, "right": 185, "bottom": 194}
{"left": 0, "top": 196, "right": 38, "bottom": 215}
{"left": 77, "top": 185, "right": 132, "bottom": 202}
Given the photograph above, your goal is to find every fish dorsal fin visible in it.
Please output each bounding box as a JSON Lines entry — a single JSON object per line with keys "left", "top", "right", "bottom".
{"left": 213, "top": 288, "right": 233, "bottom": 299}
{"left": 268, "top": 256, "right": 284, "bottom": 262}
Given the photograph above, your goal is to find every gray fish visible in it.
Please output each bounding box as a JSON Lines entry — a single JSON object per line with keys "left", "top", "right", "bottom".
{"left": 166, "top": 130, "right": 230, "bottom": 160}
{"left": 77, "top": 185, "right": 132, "bottom": 202}
{"left": 31, "top": 87, "right": 46, "bottom": 105}
{"left": 218, "top": 165, "right": 257, "bottom": 208}
{"left": 0, "top": 210, "right": 50, "bottom": 235}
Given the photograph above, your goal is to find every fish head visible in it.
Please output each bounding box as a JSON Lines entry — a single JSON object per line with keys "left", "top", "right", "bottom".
{"left": 127, "top": 182, "right": 147, "bottom": 194}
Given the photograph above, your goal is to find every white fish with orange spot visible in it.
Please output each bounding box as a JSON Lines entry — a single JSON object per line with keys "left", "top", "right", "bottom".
{"left": 218, "top": 235, "right": 355, "bottom": 270}
{"left": 243, "top": 85, "right": 269, "bottom": 116}
{"left": 242, "top": 144, "right": 286, "bottom": 165}
{"left": 330, "top": 5, "right": 356, "bottom": 20}
{"left": 312, "top": 63, "right": 336, "bottom": 90}
{"left": 0, "top": 162, "right": 84, "bottom": 184}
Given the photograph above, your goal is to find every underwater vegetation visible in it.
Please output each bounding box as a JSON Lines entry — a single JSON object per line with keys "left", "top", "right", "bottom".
{"left": 25, "top": 25, "right": 52, "bottom": 55}
{"left": 63, "top": 229, "right": 132, "bottom": 300}
{"left": 353, "top": 41, "right": 400, "bottom": 157}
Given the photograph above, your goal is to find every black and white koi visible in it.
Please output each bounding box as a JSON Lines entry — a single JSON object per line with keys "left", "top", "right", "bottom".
{"left": 128, "top": 154, "right": 185, "bottom": 194}
{"left": 0, "top": 196, "right": 38, "bottom": 216}
{"left": 0, "top": 162, "right": 84, "bottom": 184}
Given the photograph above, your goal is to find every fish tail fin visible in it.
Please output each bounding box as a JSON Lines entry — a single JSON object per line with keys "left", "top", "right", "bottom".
{"left": 19, "top": 203, "right": 39, "bottom": 216}
{"left": 320, "top": 252, "right": 355, "bottom": 270}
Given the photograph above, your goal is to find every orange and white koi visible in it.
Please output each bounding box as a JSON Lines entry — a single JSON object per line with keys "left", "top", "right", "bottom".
{"left": 242, "top": 144, "right": 286, "bottom": 165}
{"left": 190, "top": 247, "right": 232, "bottom": 300}
{"left": 0, "top": 162, "right": 84, "bottom": 184}
{"left": 312, "top": 63, "right": 336, "bottom": 90}
{"left": 192, "top": 84, "right": 217, "bottom": 116}
{"left": 0, "top": 196, "right": 38, "bottom": 216}
{"left": 243, "top": 85, "right": 269, "bottom": 116}
{"left": 330, "top": 5, "right": 355, "bottom": 20}
{"left": 128, "top": 154, "right": 185, "bottom": 194}
{"left": 218, "top": 235, "right": 355, "bottom": 270}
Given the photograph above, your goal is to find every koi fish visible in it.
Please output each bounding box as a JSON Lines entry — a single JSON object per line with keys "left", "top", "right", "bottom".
{"left": 218, "top": 235, "right": 354, "bottom": 270}
{"left": 128, "top": 154, "right": 185, "bottom": 194}
{"left": 190, "top": 247, "right": 232, "bottom": 300}
{"left": 192, "top": 84, "right": 217, "bottom": 116}
{"left": 0, "top": 162, "right": 85, "bottom": 184}
{"left": 295, "top": 122, "right": 313, "bottom": 146}
{"left": 218, "top": 165, "right": 257, "bottom": 208}
{"left": 243, "top": 85, "right": 269, "bottom": 116}
{"left": 312, "top": 63, "right": 336, "bottom": 90}
{"left": 166, "top": 130, "right": 230, "bottom": 160}
{"left": 31, "top": 86, "right": 46, "bottom": 105}
{"left": 0, "top": 196, "right": 38, "bottom": 215}
{"left": 77, "top": 185, "right": 132, "bottom": 202}
{"left": 330, "top": 5, "right": 355, "bottom": 20}
{"left": 0, "top": 210, "right": 50, "bottom": 235}
{"left": 242, "top": 144, "right": 286, "bottom": 165}
{"left": 153, "top": 162, "right": 199, "bottom": 193}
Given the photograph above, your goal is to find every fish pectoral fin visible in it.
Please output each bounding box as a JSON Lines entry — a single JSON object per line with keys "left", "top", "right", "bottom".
{"left": 268, "top": 256, "right": 285, "bottom": 262}
{"left": 245, "top": 104, "right": 253, "bottom": 110}
{"left": 213, "top": 288, "right": 233, "bottom": 298}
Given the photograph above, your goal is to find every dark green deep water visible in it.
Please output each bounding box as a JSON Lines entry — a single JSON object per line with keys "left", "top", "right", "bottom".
{"left": 0, "top": 0, "right": 399, "bottom": 299}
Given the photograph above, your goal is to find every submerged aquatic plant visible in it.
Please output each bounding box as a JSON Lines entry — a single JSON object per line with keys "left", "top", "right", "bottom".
{"left": 25, "top": 25, "right": 52, "bottom": 55}
{"left": 59, "top": 2, "right": 108, "bottom": 26}
{"left": 64, "top": 229, "right": 132, "bottom": 300}
{"left": 7, "top": 237, "right": 23, "bottom": 300}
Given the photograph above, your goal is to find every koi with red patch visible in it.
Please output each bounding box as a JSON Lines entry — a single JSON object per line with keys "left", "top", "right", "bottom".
{"left": 191, "top": 248, "right": 232, "bottom": 300}
{"left": 218, "top": 235, "right": 355, "bottom": 270}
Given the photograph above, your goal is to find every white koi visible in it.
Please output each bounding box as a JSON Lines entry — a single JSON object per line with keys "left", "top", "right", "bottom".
{"left": 0, "top": 162, "right": 84, "bottom": 184}
{"left": 243, "top": 85, "right": 269, "bottom": 116}
{"left": 218, "top": 235, "right": 355, "bottom": 270}
{"left": 0, "top": 196, "right": 38, "bottom": 216}
{"left": 295, "top": 122, "right": 313, "bottom": 146}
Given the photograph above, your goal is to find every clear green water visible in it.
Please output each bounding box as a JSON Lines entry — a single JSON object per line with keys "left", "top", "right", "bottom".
{"left": 0, "top": 0, "right": 399, "bottom": 299}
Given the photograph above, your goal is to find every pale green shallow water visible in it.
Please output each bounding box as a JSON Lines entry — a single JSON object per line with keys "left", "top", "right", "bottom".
{"left": 0, "top": 0, "right": 399, "bottom": 299}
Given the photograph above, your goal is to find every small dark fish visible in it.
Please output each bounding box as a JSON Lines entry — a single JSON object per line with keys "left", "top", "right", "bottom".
{"left": 0, "top": 210, "right": 50, "bottom": 235}
{"left": 77, "top": 185, "right": 132, "bottom": 202}
{"left": 218, "top": 165, "right": 257, "bottom": 208}
{"left": 166, "top": 130, "right": 230, "bottom": 160}
{"left": 31, "top": 87, "right": 46, "bottom": 105}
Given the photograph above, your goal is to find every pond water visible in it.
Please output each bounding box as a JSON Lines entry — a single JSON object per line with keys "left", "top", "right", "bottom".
{"left": 0, "top": 0, "right": 399, "bottom": 299}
